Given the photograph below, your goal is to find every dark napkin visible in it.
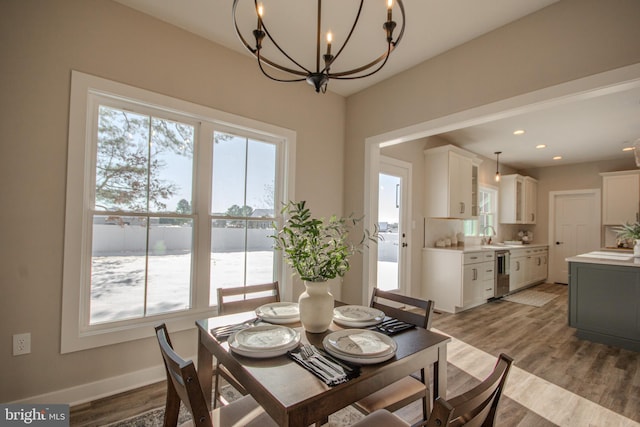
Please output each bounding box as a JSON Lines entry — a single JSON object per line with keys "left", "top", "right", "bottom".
{"left": 368, "top": 317, "right": 415, "bottom": 335}
{"left": 289, "top": 345, "right": 360, "bottom": 386}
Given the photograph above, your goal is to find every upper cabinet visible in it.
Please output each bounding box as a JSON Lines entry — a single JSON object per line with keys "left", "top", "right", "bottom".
{"left": 424, "top": 145, "right": 481, "bottom": 219}
{"left": 601, "top": 170, "right": 640, "bottom": 225}
{"left": 499, "top": 174, "right": 537, "bottom": 224}
{"left": 523, "top": 176, "right": 537, "bottom": 224}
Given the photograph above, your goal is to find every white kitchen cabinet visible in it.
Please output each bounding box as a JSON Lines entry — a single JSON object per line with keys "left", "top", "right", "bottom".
{"left": 601, "top": 171, "right": 640, "bottom": 225}
{"left": 424, "top": 145, "right": 480, "bottom": 219}
{"left": 499, "top": 174, "right": 537, "bottom": 224}
{"left": 423, "top": 249, "right": 494, "bottom": 313}
{"left": 509, "top": 247, "right": 547, "bottom": 292}
{"left": 523, "top": 176, "right": 538, "bottom": 224}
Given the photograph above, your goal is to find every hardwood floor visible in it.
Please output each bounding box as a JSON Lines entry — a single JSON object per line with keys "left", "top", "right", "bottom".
{"left": 70, "top": 283, "right": 640, "bottom": 426}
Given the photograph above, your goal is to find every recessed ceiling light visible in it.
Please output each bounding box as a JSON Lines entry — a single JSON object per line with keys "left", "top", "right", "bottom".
{"left": 623, "top": 146, "right": 635, "bottom": 152}
{"left": 536, "top": 144, "right": 547, "bottom": 149}
{"left": 513, "top": 129, "right": 525, "bottom": 135}
{"left": 553, "top": 156, "right": 562, "bottom": 160}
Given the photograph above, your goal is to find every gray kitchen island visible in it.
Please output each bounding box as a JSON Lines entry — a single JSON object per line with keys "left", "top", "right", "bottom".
{"left": 567, "top": 251, "right": 640, "bottom": 352}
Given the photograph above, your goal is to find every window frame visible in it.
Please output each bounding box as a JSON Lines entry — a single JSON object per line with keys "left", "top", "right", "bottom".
{"left": 464, "top": 185, "right": 498, "bottom": 237}
{"left": 61, "top": 71, "right": 296, "bottom": 353}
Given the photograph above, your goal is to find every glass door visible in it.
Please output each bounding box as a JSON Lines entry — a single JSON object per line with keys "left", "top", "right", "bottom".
{"left": 377, "top": 157, "right": 410, "bottom": 293}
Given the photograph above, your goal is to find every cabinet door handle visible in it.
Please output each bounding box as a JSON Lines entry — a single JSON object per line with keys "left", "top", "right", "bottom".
{"left": 473, "top": 268, "right": 477, "bottom": 280}
{"left": 516, "top": 261, "right": 520, "bottom": 271}
{"left": 460, "top": 202, "right": 465, "bottom": 214}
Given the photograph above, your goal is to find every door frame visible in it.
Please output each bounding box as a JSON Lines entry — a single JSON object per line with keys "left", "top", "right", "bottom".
{"left": 547, "top": 189, "right": 601, "bottom": 284}
{"left": 362, "top": 64, "right": 640, "bottom": 304}
{"left": 378, "top": 155, "right": 412, "bottom": 295}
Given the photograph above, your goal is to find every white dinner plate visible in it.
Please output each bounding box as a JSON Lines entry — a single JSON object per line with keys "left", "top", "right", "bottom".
{"left": 332, "top": 317, "right": 383, "bottom": 328}
{"left": 230, "top": 325, "right": 298, "bottom": 350}
{"left": 333, "top": 305, "right": 385, "bottom": 323}
{"left": 229, "top": 327, "right": 300, "bottom": 359}
{"left": 323, "top": 342, "right": 395, "bottom": 365}
{"left": 256, "top": 302, "right": 300, "bottom": 324}
{"left": 323, "top": 329, "right": 397, "bottom": 357}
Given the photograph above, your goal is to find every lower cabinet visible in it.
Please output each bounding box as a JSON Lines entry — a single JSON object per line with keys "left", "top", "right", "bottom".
{"left": 423, "top": 249, "right": 495, "bottom": 313}
{"left": 509, "top": 247, "right": 548, "bottom": 292}
{"left": 569, "top": 261, "right": 640, "bottom": 351}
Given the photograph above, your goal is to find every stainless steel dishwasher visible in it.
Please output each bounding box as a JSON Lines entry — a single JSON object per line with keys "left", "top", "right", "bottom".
{"left": 495, "top": 250, "right": 510, "bottom": 297}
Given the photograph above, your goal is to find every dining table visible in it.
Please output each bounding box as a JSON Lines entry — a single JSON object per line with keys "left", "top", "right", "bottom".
{"left": 196, "top": 307, "right": 451, "bottom": 427}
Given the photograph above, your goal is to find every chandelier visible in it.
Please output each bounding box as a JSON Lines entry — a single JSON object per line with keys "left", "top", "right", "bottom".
{"left": 232, "top": 0, "right": 406, "bottom": 93}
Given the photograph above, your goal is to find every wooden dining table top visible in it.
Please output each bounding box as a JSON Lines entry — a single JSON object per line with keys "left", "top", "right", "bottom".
{"left": 196, "top": 309, "right": 451, "bottom": 426}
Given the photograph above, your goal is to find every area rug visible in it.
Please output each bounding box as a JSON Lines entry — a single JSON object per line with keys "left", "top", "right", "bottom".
{"left": 105, "top": 384, "right": 364, "bottom": 427}
{"left": 502, "top": 290, "right": 558, "bottom": 307}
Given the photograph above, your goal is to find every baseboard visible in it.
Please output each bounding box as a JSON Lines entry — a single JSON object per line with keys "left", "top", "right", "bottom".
{"left": 11, "top": 353, "right": 196, "bottom": 406}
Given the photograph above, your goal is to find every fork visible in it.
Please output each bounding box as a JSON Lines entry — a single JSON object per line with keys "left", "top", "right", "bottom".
{"left": 299, "top": 346, "right": 344, "bottom": 382}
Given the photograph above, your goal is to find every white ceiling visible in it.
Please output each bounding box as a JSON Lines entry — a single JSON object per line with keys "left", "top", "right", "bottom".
{"left": 113, "top": 0, "right": 640, "bottom": 169}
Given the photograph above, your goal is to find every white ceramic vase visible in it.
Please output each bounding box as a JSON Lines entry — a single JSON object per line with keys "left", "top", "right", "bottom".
{"left": 634, "top": 239, "right": 640, "bottom": 258}
{"left": 298, "top": 281, "right": 334, "bottom": 333}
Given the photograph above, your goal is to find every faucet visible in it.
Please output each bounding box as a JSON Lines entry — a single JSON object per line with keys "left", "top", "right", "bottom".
{"left": 481, "top": 225, "right": 496, "bottom": 245}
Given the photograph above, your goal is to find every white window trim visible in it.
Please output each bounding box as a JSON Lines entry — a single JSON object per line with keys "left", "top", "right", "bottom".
{"left": 61, "top": 71, "right": 296, "bottom": 353}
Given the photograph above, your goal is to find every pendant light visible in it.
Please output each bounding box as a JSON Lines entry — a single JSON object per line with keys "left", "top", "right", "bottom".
{"left": 494, "top": 151, "right": 502, "bottom": 182}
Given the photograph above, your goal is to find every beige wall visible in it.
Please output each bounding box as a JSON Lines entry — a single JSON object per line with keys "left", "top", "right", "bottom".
{"left": 521, "top": 158, "right": 637, "bottom": 247}
{"left": 0, "top": 0, "right": 345, "bottom": 402}
{"left": 342, "top": 0, "right": 640, "bottom": 303}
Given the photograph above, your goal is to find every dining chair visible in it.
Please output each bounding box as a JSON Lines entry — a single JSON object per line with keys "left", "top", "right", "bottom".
{"left": 214, "top": 282, "right": 280, "bottom": 408}
{"left": 352, "top": 288, "right": 435, "bottom": 420}
{"left": 350, "top": 353, "right": 514, "bottom": 427}
{"left": 216, "top": 281, "right": 280, "bottom": 315}
{"left": 154, "top": 323, "right": 278, "bottom": 427}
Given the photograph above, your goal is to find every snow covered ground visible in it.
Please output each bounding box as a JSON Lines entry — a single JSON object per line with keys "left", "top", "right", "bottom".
{"left": 90, "top": 235, "right": 399, "bottom": 324}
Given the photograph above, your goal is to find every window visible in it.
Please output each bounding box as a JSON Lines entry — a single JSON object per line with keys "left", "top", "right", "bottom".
{"left": 62, "top": 71, "right": 295, "bottom": 352}
{"left": 464, "top": 186, "right": 497, "bottom": 237}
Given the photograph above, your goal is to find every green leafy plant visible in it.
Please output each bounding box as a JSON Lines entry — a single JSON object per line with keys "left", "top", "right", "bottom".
{"left": 271, "top": 201, "right": 378, "bottom": 282}
{"left": 616, "top": 222, "right": 640, "bottom": 240}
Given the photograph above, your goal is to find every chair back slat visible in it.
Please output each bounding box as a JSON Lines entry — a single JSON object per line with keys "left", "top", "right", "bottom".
{"left": 217, "top": 282, "right": 280, "bottom": 315}
{"left": 155, "top": 324, "right": 212, "bottom": 426}
{"left": 369, "top": 288, "right": 434, "bottom": 329}
{"left": 426, "top": 353, "right": 514, "bottom": 427}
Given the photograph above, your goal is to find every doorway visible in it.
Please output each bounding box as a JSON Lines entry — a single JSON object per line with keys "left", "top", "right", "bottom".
{"left": 548, "top": 190, "right": 601, "bottom": 284}
{"left": 377, "top": 156, "right": 411, "bottom": 294}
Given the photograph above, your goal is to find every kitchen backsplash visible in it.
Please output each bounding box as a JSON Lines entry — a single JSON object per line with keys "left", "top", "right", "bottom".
{"left": 424, "top": 218, "right": 536, "bottom": 248}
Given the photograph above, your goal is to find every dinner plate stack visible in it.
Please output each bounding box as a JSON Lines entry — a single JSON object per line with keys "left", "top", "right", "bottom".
{"left": 255, "top": 302, "right": 300, "bottom": 324}
{"left": 322, "top": 329, "right": 397, "bottom": 364}
{"left": 332, "top": 305, "right": 385, "bottom": 327}
{"left": 229, "top": 325, "right": 300, "bottom": 358}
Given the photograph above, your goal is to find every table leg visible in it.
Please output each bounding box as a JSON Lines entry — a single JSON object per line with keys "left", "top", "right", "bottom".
{"left": 433, "top": 343, "right": 448, "bottom": 403}
{"left": 197, "top": 329, "right": 213, "bottom": 411}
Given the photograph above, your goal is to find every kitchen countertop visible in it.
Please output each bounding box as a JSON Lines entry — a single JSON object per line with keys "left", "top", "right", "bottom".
{"left": 423, "top": 243, "right": 549, "bottom": 253}
{"left": 566, "top": 250, "right": 640, "bottom": 268}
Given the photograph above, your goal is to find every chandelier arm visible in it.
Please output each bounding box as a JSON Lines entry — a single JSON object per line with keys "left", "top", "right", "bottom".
{"left": 233, "top": 0, "right": 312, "bottom": 75}
{"left": 326, "top": 0, "right": 404, "bottom": 78}
{"left": 256, "top": 54, "right": 307, "bottom": 83}
{"left": 254, "top": 0, "right": 313, "bottom": 74}
{"left": 323, "top": 0, "right": 364, "bottom": 72}
{"left": 329, "top": 44, "right": 392, "bottom": 79}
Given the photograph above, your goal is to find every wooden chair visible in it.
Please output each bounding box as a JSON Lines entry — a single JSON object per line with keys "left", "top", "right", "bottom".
{"left": 154, "top": 324, "right": 277, "bottom": 427}
{"left": 351, "top": 353, "right": 514, "bottom": 427}
{"left": 214, "top": 282, "right": 280, "bottom": 407}
{"left": 352, "top": 288, "right": 435, "bottom": 420}
{"left": 216, "top": 281, "right": 280, "bottom": 315}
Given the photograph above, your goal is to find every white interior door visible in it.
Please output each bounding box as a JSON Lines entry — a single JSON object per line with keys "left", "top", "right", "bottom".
{"left": 377, "top": 157, "right": 411, "bottom": 294}
{"left": 549, "top": 190, "right": 601, "bottom": 284}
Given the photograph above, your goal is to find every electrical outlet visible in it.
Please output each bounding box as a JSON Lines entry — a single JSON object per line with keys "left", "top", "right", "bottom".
{"left": 13, "top": 333, "right": 31, "bottom": 356}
